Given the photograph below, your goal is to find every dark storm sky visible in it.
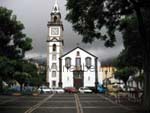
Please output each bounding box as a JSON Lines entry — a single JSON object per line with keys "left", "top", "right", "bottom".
{"left": 0, "top": 0, "right": 124, "bottom": 61}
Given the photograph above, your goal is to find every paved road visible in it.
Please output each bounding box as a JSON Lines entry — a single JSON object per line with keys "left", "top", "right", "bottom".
{"left": 0, "top": 94, "right": 138, "bottom": 113}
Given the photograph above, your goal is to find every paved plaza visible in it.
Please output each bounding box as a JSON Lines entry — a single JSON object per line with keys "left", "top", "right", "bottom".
{"left": 0, "top": 94, "right": 140, "bottom": 113}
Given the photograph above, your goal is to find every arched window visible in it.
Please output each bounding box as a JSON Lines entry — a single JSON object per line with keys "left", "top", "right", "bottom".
{"left": 77, "top": 51, "right": 80, "bottom": 56}
{"left": 76, "top": 58, "right": 81, "bottom": 67}
{"left": 52, "top": 44, "right": 56, "bottom": 52}
{"left": 65, "top": 57, "right": 71, "bottom": 69}
{"left": 85, "top": 57, "right": 91, "bottom": 68}
{"left": 51, "top": 63, "right": 57, "bottom": 69}
{"left": 52, "top": 71, "right": 56, "bottom": 77}
{"left": 52, "top": 54, "right": 56, "bottom": 60}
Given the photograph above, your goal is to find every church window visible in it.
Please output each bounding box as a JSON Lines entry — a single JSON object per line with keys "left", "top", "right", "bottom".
{"left": 51, "top": 63, "right": 57, "bottom": 69}
{"left": 65, "top": 57, "right": 71, "bottom": 69}
{"left": 85, "top": 57, "right": 91, "bottom": 69}
{"left": 53, "top": 44, "right": 56, "bottom": 52}
{"left": 76, "top": 58, "right": 81, "bottom": 67}
{"left": 52, "top": 71, "right": 56, "bottom": 77}
{"left": 77, "top": 51, "right": 80, "bottom": 56}
{"left": 52, "top": 54, "right": 56, "bottom": 60}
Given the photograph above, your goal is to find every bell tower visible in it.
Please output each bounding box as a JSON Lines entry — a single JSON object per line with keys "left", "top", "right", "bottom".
{"left": 47, "top": 0, "right": 64, "bottom": 88}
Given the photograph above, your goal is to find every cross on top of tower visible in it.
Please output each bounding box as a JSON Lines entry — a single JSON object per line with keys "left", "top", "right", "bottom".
{"left": 52, "top": 0, "right": 60, "bottom": 13}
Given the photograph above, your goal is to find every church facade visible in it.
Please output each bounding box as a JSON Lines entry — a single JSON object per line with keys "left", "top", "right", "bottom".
{"left": 46, "top": 0, "right": 102, "bottom": 88}
{"left": 59, "top": 47, "right": 102, "bottom": 89}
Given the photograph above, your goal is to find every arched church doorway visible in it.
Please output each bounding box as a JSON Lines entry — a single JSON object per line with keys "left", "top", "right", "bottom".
{"left": 73, "top": 70, "right": 84, "bottom": 89}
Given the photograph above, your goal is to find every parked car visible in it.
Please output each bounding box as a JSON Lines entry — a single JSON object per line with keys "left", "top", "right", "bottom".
{"left": 64, "top": 87, "right": 78, "bottom": 93}
{"left": 87, "top": 87, "right": 97, "bottom": 93}
{"left": 79, "top": 87, "right": 92, "bottom": 93}
{"left": 97, "top": 84, "right": 107, "bottom": 93}
{"left": 38, "top": 86, "right": 51, "bottom": 93}
{"left": 52, "top": 88, "right": 64, "bottom": 93}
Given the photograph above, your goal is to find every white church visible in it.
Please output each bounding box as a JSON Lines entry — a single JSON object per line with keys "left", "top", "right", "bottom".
{"left": 46, "top": 0, "right": 102, "bottom": 89}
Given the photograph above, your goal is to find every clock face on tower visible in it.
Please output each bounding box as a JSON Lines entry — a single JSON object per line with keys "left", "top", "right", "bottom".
{"left": 50, "top": 27, "right": 60, "bottom": 36}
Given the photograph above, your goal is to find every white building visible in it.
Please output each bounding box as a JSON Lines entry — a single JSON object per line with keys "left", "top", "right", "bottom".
{"left": 47, "top": 0, "right": 102, "bottom": 88}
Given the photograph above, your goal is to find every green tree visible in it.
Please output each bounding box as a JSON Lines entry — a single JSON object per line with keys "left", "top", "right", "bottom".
{"left": 114, "top": 67, "right": 137, "bottom": 91}
{"left": 113, "top": 16, "right": 144, "bottom": 90}
{"left": 13, "top": 72, "right": 31, "bottom": 92}
{"left": 16, "top": 60, "right": 37, "bottom": 77}
{"left": 119, "top": 16, "right": 143, "bottom": 70}
{"left": 0, "top": 7, "right": 33, "bottom": 93}
{"left": 13, "top": 60, "right": 38, "bottom": 91}
{"left": 30, "top": 65, "right": 46, "bottom": 87}
{"left": 0, "top": 7, "right": 32, "bottom": 59}
{"left": 30, "top": 74, "right": 43, "bottom": 87}
{"left": 0, "top": 56, "right": 15, "bottom": 93}
{"left": 66, "top": 0, "right": 150, "bottom": 110}
{"left": 15, "top": 60, "right": 38, "bottom": 85}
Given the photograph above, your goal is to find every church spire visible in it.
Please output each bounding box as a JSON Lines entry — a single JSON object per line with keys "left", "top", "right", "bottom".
{"left": 52, "top": 0, "right": 60, "bottom": 13}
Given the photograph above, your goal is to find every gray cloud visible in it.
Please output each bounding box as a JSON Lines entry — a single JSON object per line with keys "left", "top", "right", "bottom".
{"left": 0, "top": 0, "right": 123, "bottom": 60}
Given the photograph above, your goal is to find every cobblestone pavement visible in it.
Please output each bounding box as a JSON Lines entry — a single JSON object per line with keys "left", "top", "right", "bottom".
{"left": 0, "top": 94, "right": 141, "bottom": 113}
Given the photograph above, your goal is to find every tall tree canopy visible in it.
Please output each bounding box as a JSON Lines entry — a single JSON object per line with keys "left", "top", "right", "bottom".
{"left": 0, "top": 7, "right": 32, "bottom": 59}
{"left": 66, "top": 0, "right": 150, "bottom": 111}
{"left": 0, "top": 7, "right": 33, "bottom": 93}
{"left": 114, "top": 16, "right": 143, "bottom": 70}
{"left": 66, "top": 0, "right": 150, "bottom": 47}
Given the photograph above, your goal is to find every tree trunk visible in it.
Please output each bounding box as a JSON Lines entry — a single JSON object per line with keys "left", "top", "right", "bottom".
{"left": 131, "top": 1, "right": 150, "bottom": 111}
{"left": 143, "top": 54, "right": 150, "bottom": 112}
